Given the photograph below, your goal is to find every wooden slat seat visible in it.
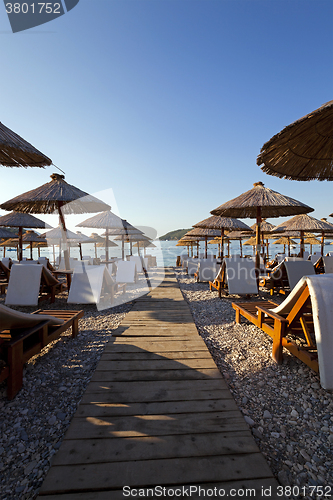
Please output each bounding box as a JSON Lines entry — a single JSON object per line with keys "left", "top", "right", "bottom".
{"left": 0, "top": 308, "right": 84, "bottom": 399}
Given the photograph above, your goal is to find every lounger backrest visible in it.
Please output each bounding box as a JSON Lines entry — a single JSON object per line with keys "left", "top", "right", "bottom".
{"left": 323, "top": 256, "right": 333, "bottom": 274}
{"left": 284, "top": 260, "right": 316, "bottom": 290}
{"left": 198, "top": 260, "right": 218, "bottom": 282}
{"left": 5, "top": 264, "right": 43, "bottom": 306}
{"left": 129, "top": 255, "right": 143, "bottom": 273}
{"left": 2, "top": 257, "right": 11, "bottom": 267}
{"left": 116, "top": 260, "right": 136, "bottom": 283}
{"left": 309, "top": 255, "right": 321, "bottom": 264}
{"left": 271, "top": 277, "right": 308, "bottom": 315}
{"left": 187, "top": 258, "right": 199, "bottom": 276}
{"left": 305, "top": 274, "right": 333, "bottom": 390}
{"left": 225, "top": 258, "right": 258, "bottom": 295}
{"left": 68, "top": 264, "right": 114, "bottom": 304}
{"left": 0, "top": 303, "right": 64, "bottom": 330}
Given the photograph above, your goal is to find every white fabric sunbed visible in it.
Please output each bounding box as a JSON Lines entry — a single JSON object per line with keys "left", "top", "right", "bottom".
{"left": 187, "top": 258, "right": 199, "bottom": 277}
{"left": 273, "top": 275, "right": 333, "bottom": 390}
{"left": 197, "top": 259, "right": 218, "bottom": 282}
{"left": 115, "top": 260, "right": 137, "bottom": 283}
{"left": 323, "top": 256, "right": 333, "bottom": 274}
{"left": 5, "top": 264, "right": 43, "bottom": 306}
{"left": 129, "top": 255, "right": 144, "bottom": 273}
{"left": 283, "top": 260, "right": 316, "bottom": 290}
{"left": 67, "top": 264, "right": 114, "bottom": 305}
{"left": 225, "top": 258, "right": 258, "bottom": 295}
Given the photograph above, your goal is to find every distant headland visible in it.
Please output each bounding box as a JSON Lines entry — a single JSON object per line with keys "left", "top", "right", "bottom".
{"left": 159, "top": 229, "right": 191, "bottom": 241}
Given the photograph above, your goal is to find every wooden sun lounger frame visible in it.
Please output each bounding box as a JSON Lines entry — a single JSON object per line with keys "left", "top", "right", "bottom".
{"left": 0, "top": 309, "right": 84, "bottom": 399}
{"left": 232, "top": 285, "right": 318, "bottom": 372}
{"left": 209, "top": 261, "right": 228, "bottom": 298}
{"left": 0, "top": 262, "right": 10, "bottom": 294}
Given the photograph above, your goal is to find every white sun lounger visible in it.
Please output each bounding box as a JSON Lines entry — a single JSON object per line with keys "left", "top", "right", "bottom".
{"left": 187, "top": 258, "right": 199, "bottom": 277}
{"left": 67, "top": 264, "right": 115, "bottom": 306}
{"left": 129, "top": 255, "right": 144, "bottom": 273}
{"left": 115, "top": 260, "right": 137, "bottom": 284}
{"left": 5, "top": 264, "right": 43, "bottom": 306}
{"left": 225, "top": 258, "right": 258, "bottom": 295}
{"left": 283, "top": 260, "right": 316, "bottom": 290}
{"left": 196, "top": 259, "right": 218, "bottom": 282}
{"left": 323, "top": 256, "right": 333, "bottom": 274}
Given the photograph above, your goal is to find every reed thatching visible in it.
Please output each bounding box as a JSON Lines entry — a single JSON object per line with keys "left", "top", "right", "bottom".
{"left": 75, "top": 231, "right": 96, "bottom": 243}
{"left": 304, "top": 236, "right": 321, "bottom": 245}
{"left": 193, "top": 215, "right": 251, "bottom": 231}
{"left": 273, "top": 236, "right": 297, "bottom": 245}
{"left": 0, "top": 238, "right": 18, "bottom": 247}
{"left": 96, "top": 240, "right": 118, "bottom": 248}
{"left": 243, "top": 237, "right": 257, "bottom": 246}
{"left": 0, "top": 227, "right": 16, "bottom": 238}
{"left": 257, "top": 100, "right": 333, "bottom": 180}
{"left": 0, "top": 211, "right": 52, "bottom": 229}
{"left": 185, "top": 227, "right": 221, "bottom": 238}
{"left": 250, "top": 219, "right": 275, "bottom": 233}
{"left": 272, "top": 214, "right": 333, "bottom": 233}
{"left": 21, "top": 230, "right": 46, "bottom": 243}
{"left": 89, "top": 233, "right": 105, "bottom": 243}
{"left": 211, "top": 182, "right": 313, "bottom": 218}
{"left": 77, "top": 211, "right": 127, "bottom": 230}
{"left": 0, "top": 121, "right": 52, "bottom": 168}
{"left": 41, "top": 226, "right": 82, "bottom": 241}
{"left": 0, "top": 174, "right": 110, "bottom": 214}
{"left": 133, "top": 240, "right": 156, "bottom": 248}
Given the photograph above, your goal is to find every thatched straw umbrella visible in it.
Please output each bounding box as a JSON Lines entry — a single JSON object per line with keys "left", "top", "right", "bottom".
{"left": 75, "top": 231, "right": 96, "bottom": 260}
{"left": 0, "top": 173, "right": 110, "bottom": 269}
{"left": 21, "top": 230, "right": 47, "bottom": 259}
{"left": 273, "top": 236, "right": 297, "bottom": 255}
{"left": 304, "top": 236, "right": 321, "bottom": 254}
{"left": 0, "top": 238, "right": 19, "bottom": 258}
{"left": 77, "top": 211, "right": 138, "bottom": 261}
{"left": 242, "top": 236, "right": 257, "bottom": 255}
{"left": 114, "top": 233, "right": 152, "bottom": 256}
{"left": 0, "top": 211, "right": 52, "bottom": 261}
{"left": 0, "top": 121, "right": 52, "bottom": 168}
{"left": 272, "top": 214, "right": 333, "bottom": 257}
{"left": 178, "top": 234, "right": 204, "bottom": 257}
{"left": 184, "top": 227, "right": 221, "bottom": 259}
{"left": 41, "top": 226, "right": 82, "bottom": 264}
{"left": 88, "top": 233, "right": 105, "bottom": 258}
{"left": 177, "top": 238, "right": 198, "bottom": 257}
{"left": 193, "top": 215, "right": 251, "bottom": 259}
{"left": 211, "top": 181, "right": 313, "bottom": 270}
{"left": 257, "top": 100, "right": 333, "bottom": 180}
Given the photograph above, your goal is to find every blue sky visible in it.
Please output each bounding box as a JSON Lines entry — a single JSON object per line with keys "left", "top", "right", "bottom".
{"left": 0, "top": 0, "right": 332, "bottom": 236}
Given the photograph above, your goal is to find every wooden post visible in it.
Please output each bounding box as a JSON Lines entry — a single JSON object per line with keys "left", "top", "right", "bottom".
{"left": 57, "top": 201, "right": 70, "bottom": 271}
{"left": 255, "top": 206, "right": 262, "bottom": 272}
{"left": 300, "top": 230, "right": 304, "bottom": 258}
{"left": 18, "top": 226, "right": 23, "bottom": 261}
{"left": 220, "top": 228, "right": 224, "bottom": 259}
{"left": 205, "top": 236, "right": 207, "bottom": 259}
{"left": 105, "top": 228, "right": 109, "bottom": 262}
{"left": 321, "top": 232, "right": 325, "bottom": 256}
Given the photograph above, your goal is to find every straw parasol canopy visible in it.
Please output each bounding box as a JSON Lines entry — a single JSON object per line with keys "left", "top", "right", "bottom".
{"left": 257, "top": 100, "right": 333, "bottom": 180}
{"left": 96, "top": 240, "right": 118, "bottom": 247}
{"left": 0, "top": 211, "right": 52, "bottom": 261}
{"left": 193, "top": 215, "right": 251, "bottom": 258}
{"left": 211, "top": 181, "right": 313, "bottom": 268}
{"left": 114, "top": 233, "right": 152, "bottom": 256}
{"left": 0, "top": 121, "right": 52, "bottom": 168}
{"left": 184, "top": 227, "right": 221, "bottom": 259}
{"left": 21, "top": 230, "right": 47, "bottom": 259}
{"left": 77, "top": 211, "right": 139, "bottom": 261}
{"left": 272, "top": 214, "right": 333, "bottom": 257}
{"left": 0, "top": 173, "right": 110, "bottom": 269}
{"left": 0, "top": 227, "right": 16, "bottom": 239}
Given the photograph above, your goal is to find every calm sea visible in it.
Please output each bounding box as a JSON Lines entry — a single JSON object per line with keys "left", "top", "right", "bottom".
{"left": 2, "top": 239, "right": 330, "bottom": 267}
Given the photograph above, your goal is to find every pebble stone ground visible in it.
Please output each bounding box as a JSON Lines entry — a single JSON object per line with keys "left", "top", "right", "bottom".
{"left": 175, "top": 268, "right": 333, "bottom": 500}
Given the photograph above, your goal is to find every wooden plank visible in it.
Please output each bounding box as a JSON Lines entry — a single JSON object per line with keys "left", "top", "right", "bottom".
{"left": 37, "top": 478, "right": 280, "bottom": 500}
{"left": 99, "top": 350, "right": 214, "bottom": 361}
{"left": 38, "top": 453, "right": 275, "bottom": 494}
{"left": 91, "top": 367, "right": 222, "bottom": 382}
{"left": 75, "top": 398, "right": 239, "bottom": 418}
{"left": 63, "top": 411, "right": 248, "bottom": 440}
{"left": 96, "top": 357, "right": 218, "bottom": 370}
{"left": 84, "top": 378, "right": 228, "bottom": 394}
{"left": 80, "top": 388, "right": 229, "bottom": 404}
{"left": 53, "top": 432, "right": 257, "bottom": 465}
{"left": 106, "top": 340, "right": 208, "bottom": 351}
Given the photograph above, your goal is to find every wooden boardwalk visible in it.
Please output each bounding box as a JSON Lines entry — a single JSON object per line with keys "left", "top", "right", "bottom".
{"left": 38, "top": 269, "right": 279, "bottom": 499}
